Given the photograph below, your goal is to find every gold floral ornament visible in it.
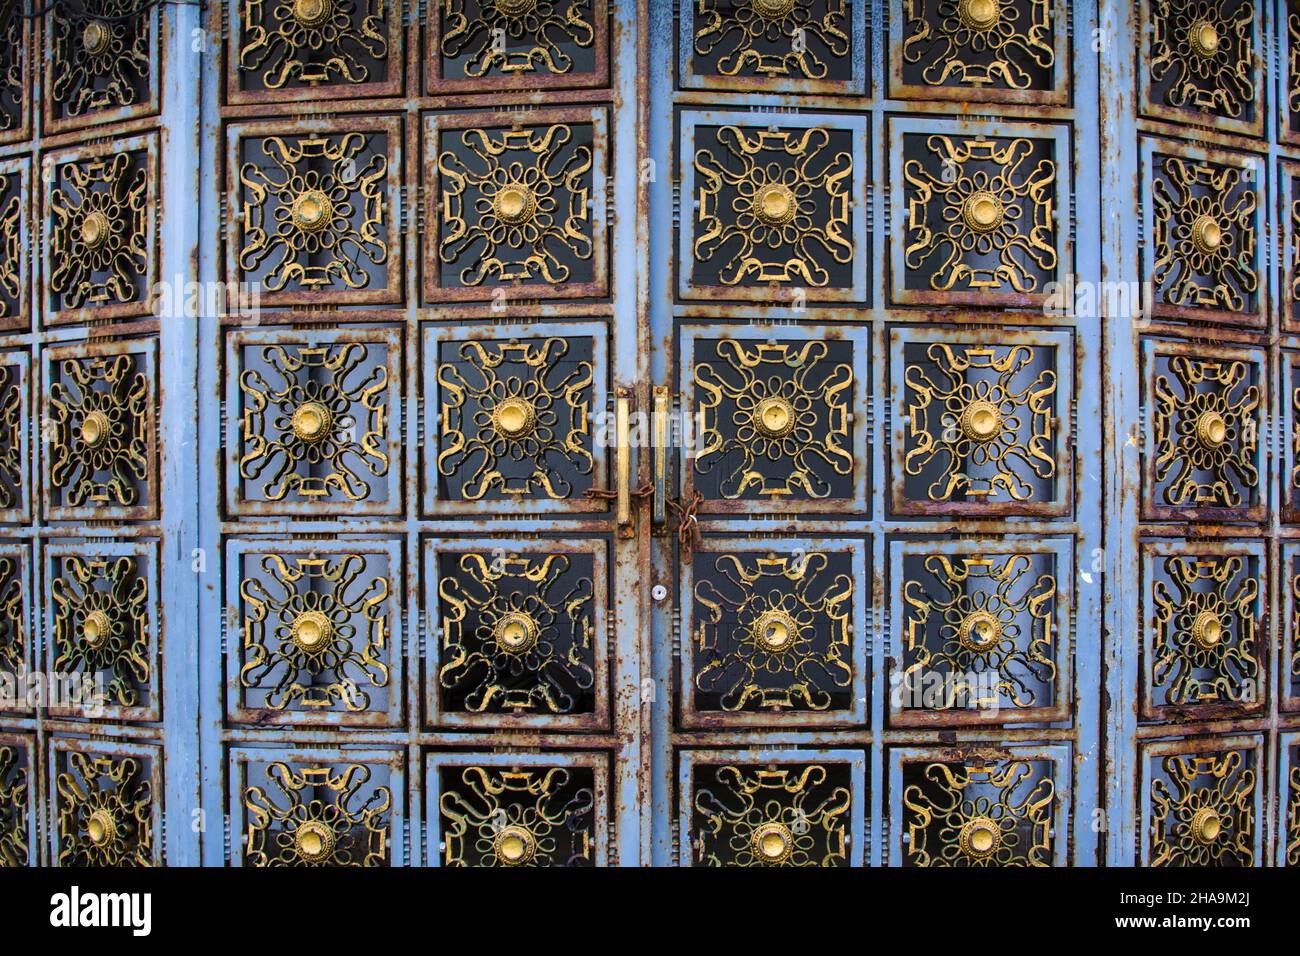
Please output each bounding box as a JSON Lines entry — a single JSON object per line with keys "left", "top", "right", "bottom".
{"left": 438, "top": 552, "right": 595, "bottom": 714}
{"left": 48, "top": 351, "right": 151, "bottom": 511}
{"left": 51, "top": 555, "right": 151, "bottom": 710}
{"left": 239, "top": 552, "right": 390, "bottom": 713}
{"left": 902, "top": 759, "right": 1055, "bottom": 866}
{"left": 238, "top": 343, "right": 390, "bottom": 504}
{"left": 693, "top": 0, "right": 850, "bottom": 80}
{"left": 902, "top": 0, "right": 1055, "bottom": 90}
{"left": 694, "top": 339, "right": 854, "bottom": 500}
{"left": 904, "top": 343, "right": 1057, "bottom": 503}
{"left": 0, "top": 555, "right": 22, "bottom": 691}
{"left": 440, "top": 0, "right": 596, "bottom": 78}
{"left": 1152, "top": 355, "right": 1260, "bottom": 509}
{"left": 1152, "top": 155, "right": 1257, "bottom": 313}
{"left": 1290, "top": 10, "right": 1300, "bottom": 133}
{"left": 692, "top": 551, "right": 854, "bottom": 712}
{"left": 693, "top": 126, "right": 853, "bottom": 287}
{"left": 239, "top": 0, "right": 389, "bottom": 90}
{"left": 0, "top": 4, "right": 23, "bottom": 136}
{"left": 437, "top": 122, "right": 594, "bottom": 288}
{"left": 903, "top": 134, "right": 1057, "bottom": 294}
{"left": 1288, "top": 763, "right": 1300, "bottom": 867}
{"left": 439, "top": 766, "right": 596, "bottom": 867}
{"left": 48, "top": 152, "right": 150, "bottom": 311}
{"left": 1150, "top": 749, "right": 1255, "bottom": 866}
{"left": 902, "top": 552, "right": 1056, "bottom": 711}
{"left": 1149, "top": 0, "right": 1255, "bottom": 121}
{"left": 692, "top": 764, "right": 852, "bottom": 867}
{"left": 244, "top": 762, "right": 391, "bottom": 866}
{"left": 0, "top": 363, "right": 20, "bottom": 512}
{"left": 0, "top": 171, "right": 21, "bottom": 324}
{"left": 436, "top": 337, "right": 594, "bottom": 500}
{"left": 238, "top": 131, "right": 389, "bottom": 293}
{"left": 0, "top": 746, "right": 26, "bottom": 867}
{"left": 55, "top": 750, "right": 153, "bottom": 867}
{"left": 1151, "top": 554, "right": 1259, "bottom": 707}
{"left": 48, "top": 0, "right": 151, "bottom": 120}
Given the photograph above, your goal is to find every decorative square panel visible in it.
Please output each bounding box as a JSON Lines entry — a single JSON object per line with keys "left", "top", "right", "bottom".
{"left": 425, "top": 751, "right": 608, "bottom": 867}
{"left": 681, "top": 537, "right": 869, "bottom": 728}
{"left": 225, "top": 327, "right": 402, "bottom": 516}
{"left": 679, "top": 0, "right": 865, "bottom": 95}
{"left": 230, "top": 747, "right": 403, "bottom": 866}
{"left": 228, "top": 117, "right": 402, "bottom": 306}
{"left": 682, "top": 325, "right": 871, "bottom": 515}
{"left": 889, "top": 745, "right": 1070, "bottom": 866}
{"left": 41, "top": 134, "right": 158, "bottom": 326}
{"left": 44, "top": 540, "right": 159, "bottom": 724}
{"left": 0, "top": 733, "right": 33, "bottom": 867}
{"left": 1281, "top": 542, "right": 1300, "bottom": 711}
{"left": 1285, "top": 355, "right": 1300, "bottom": 524}
{"left": 1139, "top": 736, "right": 1261, "bottom": 867}
{"left": 424, "top": 537, "right": 609, "bottom": 729}
{"left": 423, "top": 108, "right": 608, "bottom": 304}
{"left": 1140, "top": 339, "right": 1264, "bottom": 522}
{"left": 889, "top": 326, "right": 1072, "bottom": 517}
{"left": 889, "top": 117, "right": 1069, "bottom": 308}
{"left": 889, "top": 0, "right": 1068, "bottom": 104}
{"left": 889, "top": 537, "right": 1071, "bottom": 726}
{"left": 1139, "top": 0, "right": 1262, "bottom": 138}
{"left": 678, "top": 111, "right": 868, "bottom": 304}
{"left": 1285, "top": 1, "right": 1300, "bottom": 145}
{"left": 227, "top": 0, "right": 404, "bottom": 104}
{"left": 1141, "top": 138, "right": 1263, "bottom": 328}
{"left": 50, "top": 739, "right": 161, "bottom": 867}
{"left": 421, "top": 322, "right": 607, "bottom": 515}
{"left": 43, "top": 0, "right": 159, "bottom": 134}
{"left": 0, "top": 158, "right": 29, "bottom": 333}
{"left": 0, "top": 543, "right": 30, "bottom": 716}
{"left": 0, "top": 4, "right": 29, "bottom": 146}
{"left": 42, "top": 339, "right": 158, "bottom": 523}
{"left": 679, "top": 749, "right": 866, "bottom": 867}
{"left": 427, "top": 0, "right": 609, "bottom": 94}
{"left": 1140, "top": 539, "right": 1264, "bottom": 723}
{"left": 1280, "top": 733, "right": 1300, "bottom": 866}
{"left": 226, "top": 539, "right": 402, "bottom": 728}
{"left": 0, "top": 350, "right": 28, "bottom": 524}
{"left": 1282, "top": 161, "right": 1300, "bottom": 334}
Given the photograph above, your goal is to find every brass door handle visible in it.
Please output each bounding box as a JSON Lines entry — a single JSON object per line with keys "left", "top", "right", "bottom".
{"left": 652, "top": 386, "right": 669, "bottom": 531}
{"left": 615, "top": 389, "right": 633, "bottom": 538}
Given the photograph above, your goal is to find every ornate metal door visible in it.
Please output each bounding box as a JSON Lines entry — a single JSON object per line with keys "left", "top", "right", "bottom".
{"left": 2, "top": 0, "right": 1299, "bottom": 869}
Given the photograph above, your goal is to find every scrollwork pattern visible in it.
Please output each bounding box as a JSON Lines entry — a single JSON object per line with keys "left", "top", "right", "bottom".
{"left": 55, "top": 750, "right": 154, "bottom": 867}
{"left": 1149, "top": 0, "right": 1255, "bottom": 121}
{"left": 440, "top": 0, "right": 596, "bottom": 78}
{"left": 0, "top": 362, "right": 21, "bottom": 513}
{"left": 239, "top": 0, "right": 389, "bottom": 90}
{"left": 0, "top": 4, "right": 23, "bottom": 135}
{"left": 1150, "top": 749, "right": 1255, "bottom": 866}
{"left": 0, "top": 746, "right": 25, "bottom": 867}
{"left": 902, "top": 0, "right": 1055, "bottom": 91}
{"left": 244, "top": 761, "right": 391, "bottom": 866}
{"left": 0, "top": 170, "right": 21, "bottom": 323}
{"left": 693, "top": 0, "right": 850, "bottom": 81}
{"left": 48, "top": 0, "right": 151, "bottom": 121}
{"left": 0, "top": 555, "right": 22, "bottom": 692}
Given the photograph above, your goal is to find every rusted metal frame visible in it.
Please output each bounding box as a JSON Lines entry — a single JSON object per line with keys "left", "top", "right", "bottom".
{"left": 213, "top": 518, "right": 625, "bottom": 535}
{"left": 0, "top": 730, "right": 38, "bottom": 865}
{"left": 885, "top": 0, "right": 1071, "bottom": 106}
{"left": 886, "top": 742, "right": 1072, "bottom": 865}
{"left": 670, "top": 727, "right": 1083, "bottom": 745}
{"left": 219, "top": 302, "right": 616, "bottom": 326}
{"left": 221, "top": 727, "right": 626, "bottom": 748}
{"left": 0, "top": 351, "right": 29, "bottom": 523}
{"left": 1276, "top": 727, "right": 1298, "bottom": 864}
{"left": 1282, "top": 540, "right": 1299, "bottom": 710}
{"left": 1280, "top": 161, "right": 1300, "bottom": 334}
{"left": 0, "top": 9, "right": 31, "bottom": 148}
{"left": 0, "top": 157, "right": 31, "bottom": 334}
{"left": 47, "top": 735, "right": 164, "bottom": 867}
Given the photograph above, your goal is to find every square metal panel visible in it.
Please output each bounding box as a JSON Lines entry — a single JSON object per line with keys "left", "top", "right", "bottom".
{"left": 0, "top": 732, "right": 35, "bottom": 866}
{"left": 681, "top": 323, "right": 871, "bottom": 515}
{"left": 1278, "top": 731, "right": 1300, "bottom": 866}
{"left": 0, "top": 349, "right": 29, "bottom": 524}
{"left": 1139, "top": 338, "right": 1265, "bottom": 523}
{"left": 422, "top": 107, "right": 609, "bottom": 304}
{"left": 1138, "top": 735, "right": 1263, "bottom": 867}
{"left": 1281, "top": 541, "right": 1300, "bottom": 712}
{"left": 1282, "top": 160, "right": 1300, "bottom": 334}
{"left": 888, "top": 536, "right": 1072, "bottom": 727}
{"left": 224, "top": 537, "right": 404, "bottom": 728}
{"left": 888, "top": 744, "right": 1071, "bottom": 866}
{"left": 226, "top": 0, "right": 405, "bottom": 105}
{"left": 678, "top": 110, "right": 870, "bottom": 305}
{"left": 0, "top": 157, "right": 30, "bottom": 333}
{"left": 1139, "top": 538, "right": 1265, "bottom": 723}
{"left": 1283, "top": 1, "right": 1300, "bottom": 146}
{"left": 425, "top": 0, "right": 610, "bottom": 94}
{"left": 423, "top": 536, "right": 610, "bottom": 730}
{"left": 42, "top": 337, "right": 159, "bottom": 523}
{"left": 1139, "top": 136, "right": 1265, "bottom": 328}
{"left": 679, "top": 0, "right": 867, "bottom": 95}
{"left": 225, "top": 326, "right": 403, "bottom": 517}
{"left": 889, "top": 325, "right": 1072, "bottom": 517}
{"left": 49, "top": 737, "right": 163, "bottom": 867}
{"left": 0, "top": 541, "right": 31, "bottom": 716}
{"left": 1284, "top": 353, "right": 1300, "bottom": 523}
{"left": 40, "top": 132, "right": 159, "bottom": 327}
{"left": 1138, "top": 0, "right": 1264, "bottom": 138}
{"left": 678, "top": 747, "right": 867, "bottom": 866}
{"left": 0, "top": 6, "right": 31, "bottom": 147}
{"left": 228, "top": 746, "right": 404, "bottom": 866}
{"left": 226, "top": 116, "right": 404, "bottom": 307}
{"left": 888, "top": 0, "right": 1069, "bottom": 105}
{"left": 424, "top": 750, "right": 609, "bottom": 867}
{"left": 421, "top": 320, "right": 609, "bottom": 516}
{"left": 680, "top": 535, "right": 870, "bottom": 728}
{"left": 44, "top": 539, "right": 160, "bottom": 725}
{"left": 888, "top": 116, "right": 1071, "bottom": 309}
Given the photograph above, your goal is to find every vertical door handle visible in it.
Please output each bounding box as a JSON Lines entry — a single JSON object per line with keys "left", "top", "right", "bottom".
{"left": 615, "top": 389, "right": 633, "bottom": 538}
{"left": 652, "top": 386, "right": 669, "bottom": 531}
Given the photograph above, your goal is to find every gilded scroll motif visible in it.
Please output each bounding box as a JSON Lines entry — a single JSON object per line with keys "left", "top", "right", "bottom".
{"left": 48, "top": 0, "right": 151, "bottom": 122}
{"left": 1150, "top": 749, "right": 1255, "bottom": 866}
{"left": 244, "top": 761, "right": 391, "bottom": 866}
{"left": 55, "top": 750, "right": 154, "bottom": 867}
{"left": 439, "top": 0, "right": 596, "bottom": 78}
{"left": 238, "top": 0, "right": 389, "bottom": 90}
{"left": 1148, "top": 0, "right": 1255, "bottom": 121}
{"left": 0, "top": 745, "right": 25, "bottom": 866}
{"left": 901, "top": 0, "right": 1056, "bottom": 91}
{"left": 693, "top": 0, "right": 850, "bottom": 81}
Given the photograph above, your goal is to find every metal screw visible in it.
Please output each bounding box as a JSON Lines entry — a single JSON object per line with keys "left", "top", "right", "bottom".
{"left": 651, "top": 584, "right": 668, "bottom": 602}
